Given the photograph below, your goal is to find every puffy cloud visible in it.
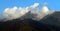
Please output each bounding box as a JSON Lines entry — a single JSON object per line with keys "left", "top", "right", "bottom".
{"left": 32, "top": 6, "right": 55, "bottom": 20}
{"left": 0, "top": 3, "right": 55, "bottom": 21}
{"left": 30, "top": 3, "right": 39, "bottom": 8}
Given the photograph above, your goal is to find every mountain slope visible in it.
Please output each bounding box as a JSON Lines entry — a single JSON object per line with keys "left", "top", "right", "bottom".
{"left": 29, "top": 12, "right": 60, "bottom": 31}
{"left": 0, "top": 12, "right": 60, "bottom": 31}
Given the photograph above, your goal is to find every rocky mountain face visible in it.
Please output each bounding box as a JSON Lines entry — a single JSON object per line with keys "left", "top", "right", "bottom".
{"left": 0, "top": 12, "right": 60, "bottom": 31}
{"left": 29, "top": 12, "right": 60, "bottom": 31}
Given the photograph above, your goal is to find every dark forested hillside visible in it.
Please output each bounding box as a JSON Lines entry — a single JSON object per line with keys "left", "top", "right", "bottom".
{"left": 29, "top": 12, "right": 60, "bottom": 31}
{"left": 0, "top": 12, "right": 60, "bottom": 31}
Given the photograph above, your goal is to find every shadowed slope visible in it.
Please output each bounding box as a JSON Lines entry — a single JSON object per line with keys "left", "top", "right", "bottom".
{"left": 29, "top": 12, "right": 60, "bottom": 31}
{"left": 0, "top": 12, "right": 60, "bottom": 31}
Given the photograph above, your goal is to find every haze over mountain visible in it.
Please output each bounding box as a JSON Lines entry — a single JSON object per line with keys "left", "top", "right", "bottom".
{"left": 0, "top": 3, "right": 60, "bottom": 31}
{"left": 0, "top": 3, "right": 54, "bottom": 21}
{"left": 0, "top": 12, "right": 60, "bottom": 31}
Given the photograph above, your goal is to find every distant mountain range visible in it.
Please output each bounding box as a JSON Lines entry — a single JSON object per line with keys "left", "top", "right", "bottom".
{"left": 0, "top": 12, "right": 60, "bottom": 31}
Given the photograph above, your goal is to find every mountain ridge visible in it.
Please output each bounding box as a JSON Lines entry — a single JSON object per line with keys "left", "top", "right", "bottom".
{"left": 0, "top": 12, "right": 60, "bottom": 31}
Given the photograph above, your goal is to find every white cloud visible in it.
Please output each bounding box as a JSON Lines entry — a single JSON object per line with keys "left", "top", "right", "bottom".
{"left": 0, "top": 3, "right": 55, "bottom": 21}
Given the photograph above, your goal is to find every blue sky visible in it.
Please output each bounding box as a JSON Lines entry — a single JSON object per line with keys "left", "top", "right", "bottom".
{"left": 0, "top": 0, "right": 60, "bottom": 14}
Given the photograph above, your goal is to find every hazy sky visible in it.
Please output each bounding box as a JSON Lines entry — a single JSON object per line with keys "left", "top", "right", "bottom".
{"left": 0, "top": 0, "right": 60, "bottom": 14}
